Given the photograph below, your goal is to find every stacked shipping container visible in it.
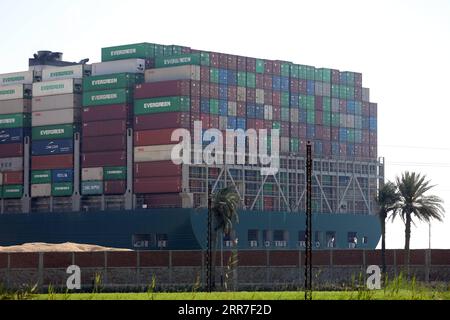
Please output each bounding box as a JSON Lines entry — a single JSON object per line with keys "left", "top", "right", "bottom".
{"left": 30, "top": 65, "right": 88, "bottom": 199}
{"left": 0, "top": 71, "right": 34, "bottom": 199}
{"left": 81, "top": 61, "right": 145, "bottom": 196}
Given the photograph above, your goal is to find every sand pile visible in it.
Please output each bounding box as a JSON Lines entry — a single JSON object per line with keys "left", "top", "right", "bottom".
{"left": 0, "top": 242, "right": 132, "bottom": 253}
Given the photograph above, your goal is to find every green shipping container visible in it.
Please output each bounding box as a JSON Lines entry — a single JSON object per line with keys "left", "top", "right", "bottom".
{"left": 0, "top": 113, "right": 30, "bottom": 129}
{"left": 32, "top": 124, "right": 75, "bottom": 141}
{"left": 237, "top": 72, "right": 246, "bottom": 87}
{"left": 83, "top": 89, "right": 132, "bottom": 107}
{"left": 83, "top": 73, "right": 143, "bottom": 92}
{"left": 2, "top": 185, "right": 23, "bottom": 199}
{"left": 298, "top": 65, "right": 308, "bottom": 79}
{"left": 52, "top": 183, "right": 73, "bottom": 197}
{"left": 82, "top": 181, "right": 103, "bottom": 195}
{"left": 31, "top": 171, "right": 52, "bottom": 184}
{"left": 281, "top": 63, "right": 291, "bottom": 77}
{"left": 134, "top": 96, "right": 190, "bottom": 116}
{"left": 246, "top": 73, "right": 256, "bottom": 88}
{"left": 154, "top": 44, "right": 165, "bottom": 57}
{"left": 307, "top": 110, "right": 315, "bottom": 124}
{"left": 281, "top": 93, "right": 290, "bottom": 107}
{"left": 256, "top": 60, "right": 265, "bottom": 74}
{"left": 290, "top": 65, "right": 299, "bottom": 78}
{"left": 104, "top": 167, "right": 127, "bottom": 181}
{"left": 210, "top": 99, "right": 219, "bottom": 115}
{"left": 102, "top": 43, "right": 155, "bottom": 62}
{"left": 331, "top": 113, "right": 340, "bottom": 127}
{"left": 306, "top": 66, "right": 315, "bottom": 80}
{"left": 200, "top": 52, "right": 210, "bottom": 66}
{"left": 155, "top": 54, "right": 201, "bottom": 68}
{"left": 210, "top": 69, "right": 219, "bottom": 83}
{"left": 290, "top": 139, "right": 299, "bottom": 153}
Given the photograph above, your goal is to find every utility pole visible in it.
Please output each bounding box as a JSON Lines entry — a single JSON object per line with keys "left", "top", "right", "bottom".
{"left": 305, "top": 141, "right": 313, "bottom": 300}
{"left": 206, "top": 183, "right": 214, "bottom": 292}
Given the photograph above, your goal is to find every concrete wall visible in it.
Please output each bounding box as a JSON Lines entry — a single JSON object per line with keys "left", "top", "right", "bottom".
{"left": 0, "top": 250, "right": 449, "bottom": 292}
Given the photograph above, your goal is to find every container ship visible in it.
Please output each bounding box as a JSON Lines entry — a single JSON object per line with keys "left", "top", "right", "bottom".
{"left": 0, "top": 44, "right": 383, "bottom": 250}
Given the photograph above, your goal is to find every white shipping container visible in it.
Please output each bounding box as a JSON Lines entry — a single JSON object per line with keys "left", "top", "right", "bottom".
{"left": 42, "top": 64, "right": 91, "bottom": 81}
{"left": 32, "top": 108, "right": 81, "bottom": 127}
{"left": 31, "top": 184, "right": 52, "bottom": 198}
{"left": 33, "top": 79, "right": 82, "bottom": 97}
{"left": 362, "top": 88, "right": 370, "bottom": 102}
{"left": 134, "top": 145, "right": 182, "bottom": 163}
{"left": 82, "top": 167, "right": 104, "bottom": 182}
{"left": 0, "top": 99, "right": 32, "bottom": 115}
{"left": 145, "top": 65, "right": 200, "bottom": 83}
{"left": 32, "top": 94, "right": 82, "bottom": 112}
{"left": 0, "top": 157, "right": 23, "bottom": 172}
{"left": 0, "top": 84, "right": 32, "bottom": 101}
{"left": 228, "top": 102, "right": 237, "bottom": 117}
{"left": 256, "top": 89, "right": 264, "bottom": 104}
{"left": 91, "top": 59, "right": 145, "bottom": 76}
{"left": 0, "top": 71, "right": 36, "bottom": 86}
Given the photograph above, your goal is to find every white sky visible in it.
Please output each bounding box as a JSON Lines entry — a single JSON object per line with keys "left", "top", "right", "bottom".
{"left": 1, "top": 0, "right": 449, "bottom": 249}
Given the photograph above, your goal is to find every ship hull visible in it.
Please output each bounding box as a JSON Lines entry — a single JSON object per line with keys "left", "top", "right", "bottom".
{"left": 0, "top": 209, "right": 381, "bottom": 250}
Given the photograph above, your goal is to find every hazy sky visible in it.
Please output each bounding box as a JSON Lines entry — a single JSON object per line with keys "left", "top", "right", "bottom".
{"left": 1, "top": 0, "right": 449, "bottom": 249}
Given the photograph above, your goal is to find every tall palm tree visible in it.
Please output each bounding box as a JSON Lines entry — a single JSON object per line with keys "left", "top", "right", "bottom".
{"left": 375, "top": 181, "right": 401, "bottom": 275}
{"left": 210, "top": 187, "right": 240, "bottom": 290}
{"left": 394, "top": 172, "right": 445, "bottom": 275}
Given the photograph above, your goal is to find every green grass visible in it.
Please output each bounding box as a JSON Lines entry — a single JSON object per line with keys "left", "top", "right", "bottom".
{"left": 27, "top": 290, "right": 450, "bottom": 300}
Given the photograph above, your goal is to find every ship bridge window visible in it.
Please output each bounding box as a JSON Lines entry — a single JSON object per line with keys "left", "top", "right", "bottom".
{"left": 274, "top": 230, "right": 288, "bottom": 248}
{"left": 298, "top": 231, "right": 306, "bottom": 248}
{"left": 132, "top": 234, "right": 154, "bottom": 249}
{"left": 263, "top": 230, "right": 272, "bottom": 248}
{"left": 248, "top": 229, "right": 259, "bottom": 246}
{"left": 326, "top": 232, "right": 336, "bottom": 248}
{"left": 157, "top": 234, "right": 168, "bottom": 249}
{"left": 348, "top": 232, "right": 358, "bottom": 249}
{"left": 362, "top": 236, "right": 368, "bottom": 245}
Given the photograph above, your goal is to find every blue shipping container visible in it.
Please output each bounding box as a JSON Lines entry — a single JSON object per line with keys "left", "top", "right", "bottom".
{"left": 52, "top": 169, "right": 74, "bottom": 183}
{"left": 219, "top": 85, "right": 228, "bottom": 100}
{"left": 201, "top": 99, "right": 210, "bottom": 114}
{"left": 281, "top": 77, "right": 290, "bottom": 92}
{"left": 219, "top": 100, "right": 228, "bottom": 116}
{"left": 307, "top": 81, "right": 315, "bottom": 95}
{"left": 237, "top": 118, "right": 246, "bottom": 130}
{"left": 227, "top": 71, "right": 237, "bottom": 86}
{"left": 227, "top": 117, "right": 237, "bottom": 130}
{"left": 219, "top": 69, "right": 228, "bottom": 84}
{"left": 0, "top": 128, "right": 26, "bottom": 144}
{"left": 307, "top": 125, "right": 316, "bottom": 139}
{"left": 255, "top": 105, "right": 264, "bottom": 119}
{"left": 339, "top": 129, "right": 348, "bottom": 142}
{"left": 247, "top": 104, "right": 256, "bottom": 118}
{"left": 272, "top": 76, "right": 281, "bottom": 91}
{"left": 290, "top": 94, "right": 299, "bottom": 107}
{"left": 32, "top": 139, "right": 73, "bottom": 156}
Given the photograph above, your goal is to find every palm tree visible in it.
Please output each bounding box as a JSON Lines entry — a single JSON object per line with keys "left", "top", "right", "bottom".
{"left": 375, "top": 181, "right": 401, "bottom": 275}
{"left": 394, "top": 172, "right": 445, "bottom": 275}
{"left": 210, "top": 187, "right": 240, "bottom": 291}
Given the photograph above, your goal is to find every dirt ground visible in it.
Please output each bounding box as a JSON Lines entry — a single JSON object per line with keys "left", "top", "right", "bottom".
{"left": 0, "top": 242, "right": 132, "bottom": 253}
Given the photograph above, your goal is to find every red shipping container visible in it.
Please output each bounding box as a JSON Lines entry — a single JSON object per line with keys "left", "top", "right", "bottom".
{"left": 237, "top": 102, "right": 246, "bottom": 118}
{"left": 272, "top": 92, "right": 281, "bottom": 106}
{"left": 264, "top": 90, "right": 273, "bottom": 105}
{"left": 332, "top": 70, "right": 340, "bottom": 84}
{"left": 82, "top": 135, "right": 126, "bottom": 153}
{"left": 141, "top": 193, "right": 183, "bottom": 208}
{"left": 339, "top": 100, "right": 347, "bottom": 114}
{"left": 299, "top": 80, "right": 307, "bottom": 94}
{"left": 104, "top": 180, "right": 126, "bottom": 195}
{"left": 83, "top": 120, "right": 126, "bottom": 137}
{"left": 340, "top": 144, "right": 347, "bottom": 157}
{"left": 32, "top": 155, "right": 73, "bottom": 170}
{"left": 3, "top": 171, "right": 23, "bottom": 185}
{"left": 370, "top": 103, "right": 378, "bottom": 117}
{"left": 290, "top": 79, "right": 299, "bottom": 94}
{"left": 316, "top": 125, "right": 324, "bottom": 140}
{"left": 209, "top": 84, "right": 219, "bottom": 99}
{"left": 134, "top": 129, "right": 179, "bottom": 147}
{"left": 264, "top": 120, "right": 272, "bottom": 130}
{"left": 219, "top": 53, "right": 228, "bottom": 68}
{"left": 331, "top": 128, "right": 339, "bottom": 141}
{"left": 323, "top": 142, "right": 331, "bottom": 157}
{"left": 299, "top": 124, "right": 307, "bottom": 138}
{"left": 246, "top": 57, "right": 256, "bottom": 73}
{"left": 191, "top": 81, "right": 201, "bottom": 97}
{"left": 134, "top": 112, "right": 190, "bottom": 131}
{"left": 256, "top": 74, "right": 264, "bottom": 89}
{"left": 315, "top": 96, "right": 323, "bottom": 110}
{"left": 362, "top": 102, "right": 370, "bottom": 116}
{"left": 82, "top": 104, "right": 130, "bottom": 123}
{"left": 227, "top": 55, "right": 238, "bottom": 71}
{"left": 246, "top": 88, "right": 256, "bottom": 103}
{"left": 237, "top": 56, "right": 246, "bottom": 71}
{"left": 200, "top": 67, "right": 210, "bottom": 82}
{"left": 210, "top": 52, "right": 219, "bottom": 67}
{"left": 323, "top": 127, "right": 331, "bottom": 140}
{"left": 316, "top": 111, "right": 323, "bottom": 125}
{"left": 134, "top": 161, "right": 182, "bottom": 178}
{"left": 201, "top": 114, "right": 211, "bottom": 129}
{"left": 134, "top": 177, "right": 182, "bottom": 194}
{"left": 264, "top": 60, "right": 273, "bottom": 74}
{"left": 210, "top": 116, "right": 219, "bottom": 129}
{"left": 263, "top": 75, "right": 273, "bottom": 90}
{"left": 200, "top": 82, "right": 210, "bottom": 98}
{"left": 134, "top": 80, "right": 191, "bottom": 99}
{"left": 255, "top": 120, "right": 265, "bottom": 131}
{"left": 0, "top": 143, "right": 23, "bottom": 158}
{"left": 273, "top": 106, "right": 281, "bottom": 121}
{"left": 290, "top": 123, "right": 299, "bottom": 138}
{"left": 272, "top": 61, "right": 281, "bottom": 75}
{"left": 82, "top": 151, "right": 126, "bottom": 168}
{"left": 228, "top": 86, "right": 237, "bottom": 101}
{"left": 191, "top": 97, "right": 200, "bottom": 114}
{"left": 247, "top": 119, "right": 256, "bottom": 130}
